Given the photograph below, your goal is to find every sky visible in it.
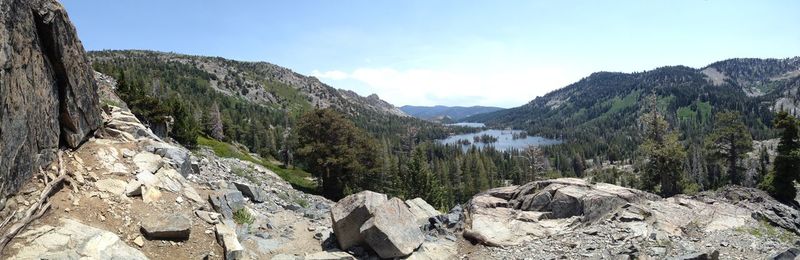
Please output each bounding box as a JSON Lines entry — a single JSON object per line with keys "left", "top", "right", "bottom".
{"left": 61, "top": 1, "right": 800, "bottom": 108}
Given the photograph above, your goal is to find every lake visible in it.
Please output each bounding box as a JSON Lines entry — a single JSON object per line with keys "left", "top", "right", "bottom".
{"left": 438, "top": 129, "right": 561, "bottom": 151}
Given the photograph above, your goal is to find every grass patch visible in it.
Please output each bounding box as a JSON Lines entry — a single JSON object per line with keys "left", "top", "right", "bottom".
{"left": 233, "top": 208, "right": 255, "bottom": 225}
{"left": 232, "top": 166, "right": 260, "bottom": 185}
{"left": 197, "top": 135, "right": 318, "bottom": 194}
{"left": 262, "top": 163, "right": 317, "bottom": 194}
{"left": 294, "top": 198, "right": 310, "bottom": 208}
{"left": 737, "top": 219, "right": 797, "bottom": 243}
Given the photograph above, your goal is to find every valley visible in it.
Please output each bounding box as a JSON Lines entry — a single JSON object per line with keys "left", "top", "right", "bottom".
{"left": 1, "top": 0, "right": 800, "bottom": 259}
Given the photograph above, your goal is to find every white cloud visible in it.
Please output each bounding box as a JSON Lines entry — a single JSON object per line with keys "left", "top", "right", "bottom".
{"left": 311, "top": 66, "right": 584, "bottom": 107}
{"left": 310, "top": 70, "right": 349, "bottom": 80}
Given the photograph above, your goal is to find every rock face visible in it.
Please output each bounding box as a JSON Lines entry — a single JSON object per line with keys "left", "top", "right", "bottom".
{"left": 330, "top": 191, "right": 388, "bottom": 250}
{"left": 0, "top": 0, "right": 102, "bottom": 198}
{"left": 360, "top": 198, "right": 425, "bottom": 258}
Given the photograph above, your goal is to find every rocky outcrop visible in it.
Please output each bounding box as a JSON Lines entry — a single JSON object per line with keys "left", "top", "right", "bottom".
{"left": 0, "top": 0, "right": 102, "bottom": 198}
{"left": 8, "top": 218, "right": 147, "bottom": 260}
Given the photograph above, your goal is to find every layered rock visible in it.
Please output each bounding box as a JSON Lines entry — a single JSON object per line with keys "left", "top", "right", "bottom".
{"left": 0, "top": 0, "right": 102, "bottom": 198}
{"left": 464, "top": 178, "right": 755, "bottom": 246}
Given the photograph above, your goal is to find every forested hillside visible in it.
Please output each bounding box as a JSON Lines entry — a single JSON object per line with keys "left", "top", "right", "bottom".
{"left": 466, "top": 58, "right": 800, "bottom": 175}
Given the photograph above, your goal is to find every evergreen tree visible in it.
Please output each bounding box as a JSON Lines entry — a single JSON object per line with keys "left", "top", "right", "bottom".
{"left": 760, "top": 111, "right": 800, "bottom": 202}
{"left": 294, "top": 109, "right": 380, "bottom": 200}
{"left": 639, "top": 95, "right": 687, "bottom": 197}
{"left": 705, "top": 111, "right": 753, "bottom": 186}
{"left": 168, "top": 98, "right": 199, "bottom": 147}
{"left": 406, "top": 147, "right": 446, "bottom": 209}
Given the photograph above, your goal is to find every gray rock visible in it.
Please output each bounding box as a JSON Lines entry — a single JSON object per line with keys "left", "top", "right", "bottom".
{"left": 215, "top": 222, "right": 244, "bottom": 260}
{"left": 0, "top": 0, "right": 102, "bottom": 199}
{"left": 768, "top": 248, "right": 800, "bottom": 260}
{"left": 141, "top": 214, "right": 192, "bottom": 240}
{"left": 671, "top": 249, "right": 719, "bottom": 260}
{"left": 304, "top": 250, "right": 356, "bottom": 260}
{"left": 124, "top": 180, "right": 143, "bottom": 196}
{"left": 195, "top": 210, "right": 222, "bottom": 224}
{"left": 520, "top": 191, "right": 552, "bottom": 211}
{"left": 133, "top": 152, "right": 163, "bottom": 173}
{"left": 234, "top": 181, "right": 268, "bottom": 203}
{"left": 360, "top": 198, "right": 425, "bottom": 258}
{"left": 95, "top": 179, "right": 127, "bottom": 195}
{"left": 9, "top": 218, "right": 146, "bottom": 260}
{"left": 550, "top": 186, "right": 585, "bottom": 218}
{"left": 210, "top": 190, "right": 246, "bottom": 219}
{"left": 405, "top": 198, "right": 441, "bottom": 226}
{"left": 331, "top": 190, "right": 388, "bottom": 250}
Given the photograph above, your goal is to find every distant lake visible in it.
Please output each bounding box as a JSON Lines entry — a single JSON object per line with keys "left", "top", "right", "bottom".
{"left": 446, "top": 122, "right": 486, "bottom": 128}
{"left": 438, "top": 129, "right": 561, "bottom": 151}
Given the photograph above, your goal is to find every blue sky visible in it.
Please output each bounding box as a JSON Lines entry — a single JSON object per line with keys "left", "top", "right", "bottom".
{"left": 61, "top": 0, "right": 800, "bottom": 108}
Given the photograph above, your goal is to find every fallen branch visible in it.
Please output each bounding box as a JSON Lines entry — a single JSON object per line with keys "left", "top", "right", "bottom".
{"left": 0, "top": 151, "right": 69, "bottom": 253}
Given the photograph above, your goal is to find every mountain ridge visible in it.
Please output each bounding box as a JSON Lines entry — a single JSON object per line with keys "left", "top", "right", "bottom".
{"left": 465, "top": 56, "right": 800, "bottom": 167}
{"left": 400, "top": 105, "right": 504, "bottom": 122}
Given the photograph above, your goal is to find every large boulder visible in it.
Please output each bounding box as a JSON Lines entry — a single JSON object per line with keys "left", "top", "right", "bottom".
{"left": 360, "top": 198, "right": 425, "bottom": 258}
{"left": 330, "top": 191, "right": 387, "bottom": 250}
{"left": 0, "top": 0, "right": 102, "bottom": 199}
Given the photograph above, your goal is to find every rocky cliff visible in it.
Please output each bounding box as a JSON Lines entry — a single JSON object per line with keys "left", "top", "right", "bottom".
{"left": 0, "top": 0, "right": 101, "bottom": 198}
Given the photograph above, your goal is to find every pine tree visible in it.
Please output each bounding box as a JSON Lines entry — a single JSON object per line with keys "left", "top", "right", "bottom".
{"left": 639, "top": 95, "right": 687, "bottom": 197}
{"left": 760, "top": 111, "right": 800, "bottom": 202}
{"left": 407, "top": 147, "right": 445, "bottom": 209}
{"left": 705, "top": 111, "right": 753, "bottom": 186}
{"left": 294, "top": 109, "right": 381, "bottom": 200}
{"left": 168, "top": 98, "right": 199, "bottom": 147}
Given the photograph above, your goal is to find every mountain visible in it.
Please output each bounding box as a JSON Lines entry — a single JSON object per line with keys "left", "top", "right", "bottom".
{"left": 89, "top": 50, "right": 407, "bottom": 118}
{"left": 400, "top": 105, "right": 504, "bottom": 122}
{"left": 465, "top": 57, "right": 800, "bottom": 162}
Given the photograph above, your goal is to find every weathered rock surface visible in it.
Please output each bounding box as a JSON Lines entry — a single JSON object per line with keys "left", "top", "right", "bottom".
{"left": 405, "top": 198, "right": 441, "bottom": 226}
{"left": 210, "top": 189, "right": 246, "bottom": 219}
{"left": 360, "top": 198, "right": 425, "bottom": 258}
{"left": 9, "top": 218, "right": 147, "bottom": 260}
{"left": 215, "top": 222, "right": 244, "bottom": 260}
{"left": 234, "top": 181, "right": 269, "bottom": 203}
{"left": 95, "top": 178, "right": 127, "bottom": 195}
{"left": 330, "top": 191, "right": 388, "bottom": 250}
{"left": 140, "top": 214, "right": 192, "bottom": 240}
{"left": 0, "top": 0, "right": 102, "bottom": 199}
